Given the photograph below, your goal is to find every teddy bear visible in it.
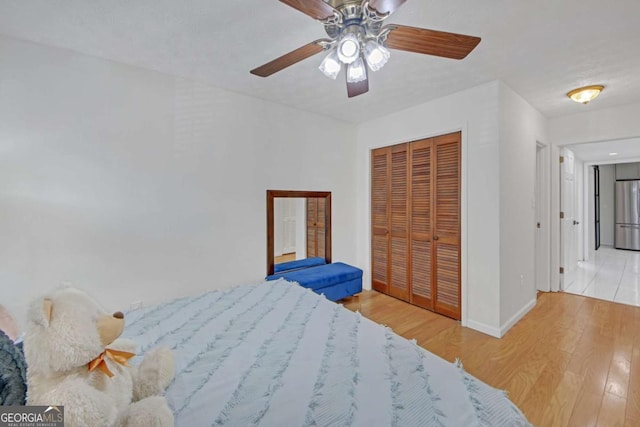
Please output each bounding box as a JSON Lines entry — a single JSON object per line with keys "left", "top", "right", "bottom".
{"left": 23, "top": 287, "right": 175, "bottom": 427}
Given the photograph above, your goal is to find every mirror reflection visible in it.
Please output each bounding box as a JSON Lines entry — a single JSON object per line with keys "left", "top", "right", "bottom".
{"left": 266, "top": 190, "right": 331, "bottom": 276}
{"left": 273, "top": 198, "right": 326, "bottom": 266}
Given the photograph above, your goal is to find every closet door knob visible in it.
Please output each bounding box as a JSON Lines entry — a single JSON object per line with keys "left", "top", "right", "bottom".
{"left": 433, "top": 235, "right": 439, "bottom": 241}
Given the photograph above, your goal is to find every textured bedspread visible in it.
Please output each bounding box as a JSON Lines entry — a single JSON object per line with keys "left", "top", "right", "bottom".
{"left": 123, "top": 280, "right": 530, "bottom": 426}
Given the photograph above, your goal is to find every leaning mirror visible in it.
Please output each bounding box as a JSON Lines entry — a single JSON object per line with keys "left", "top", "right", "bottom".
{"left": 267, "top": 190, "right": 332, "bottom": 276}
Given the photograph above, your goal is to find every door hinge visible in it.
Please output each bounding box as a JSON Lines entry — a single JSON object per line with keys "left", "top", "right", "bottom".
{"left": 560, "top": 156, "right": 564, "bottom": 163}
{"left": 560, "top": 267, "right": 564, "bottom": 274}
{"left": 560, "top": 211, "right": 565, "bottom": 219}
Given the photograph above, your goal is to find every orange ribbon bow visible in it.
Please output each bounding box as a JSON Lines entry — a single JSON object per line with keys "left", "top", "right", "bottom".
{"left": 87, "top": 349, "right": 135, "bottom": 378}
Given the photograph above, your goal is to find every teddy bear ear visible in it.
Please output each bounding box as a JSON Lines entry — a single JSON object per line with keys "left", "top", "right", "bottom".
{"left": 30, "top": 298, "right": 54, "bottom": 327}
{"left": 42, "top": 299, "right": 53, "bottom": 324}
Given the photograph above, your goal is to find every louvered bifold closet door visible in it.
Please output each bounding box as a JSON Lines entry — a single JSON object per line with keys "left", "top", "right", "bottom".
{"left": 371, "top": 148, "right": 390, "bottom": 293}
{"left": 389, "top": 144, "right": 410, "bottom": 301}
{"left": 433, "top": 132, "right": 461, "bottom": 320}
{"left": 409, "top": 139, "right": 434, "bottom": 310}
{"left": 307, "top": 198, "right": 318, "bottom": 257}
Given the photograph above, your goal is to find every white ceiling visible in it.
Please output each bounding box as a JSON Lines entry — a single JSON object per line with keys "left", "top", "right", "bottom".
{"left": 1, "top": 0, "right": 640, "bottom": 123}
{"left": 568, "top": 138, "right": 640, "bottom": 164}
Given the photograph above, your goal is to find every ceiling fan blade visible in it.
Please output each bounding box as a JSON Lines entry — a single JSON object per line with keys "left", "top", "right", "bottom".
{"left": 384, "top": 25, "right": 481, "bottom": 60}
{"left": 279, "top": 0, "right": 337, "bottom": 20}
{"left": 347, "top": 74, "right": 369, "bottom": 98}
{"left": 368, "top": 0, "right": 407, "bottom": 15}
{"left": 251, "top": 40, "right": 329, "bottom": 77}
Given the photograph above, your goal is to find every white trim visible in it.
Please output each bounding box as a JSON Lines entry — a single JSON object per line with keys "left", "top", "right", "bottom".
{"left": 466, "top": 320, "right": 501, "bottom": 338}
{"left": 535, "top": 141, "right": 551, "bottom": 292}
{"left": 467, "top": 297, "right": 536, "bottom": 338}
{"left": 550, "top": 144, "right": 561, "bottom": 292}
{"left": 499, "top": 298, "right": 537, "bottom": 337}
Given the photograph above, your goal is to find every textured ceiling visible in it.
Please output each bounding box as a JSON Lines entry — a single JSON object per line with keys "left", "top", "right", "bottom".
{"left": 1, "top": 0, "right": 640, "bottom": 123}
{"left": 568, "top": 138, "right": 640, "bottom": 164}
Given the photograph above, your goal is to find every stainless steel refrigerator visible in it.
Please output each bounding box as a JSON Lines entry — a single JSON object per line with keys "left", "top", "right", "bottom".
{"left": 615, "top": 180, "right": 640, "bottom": 250}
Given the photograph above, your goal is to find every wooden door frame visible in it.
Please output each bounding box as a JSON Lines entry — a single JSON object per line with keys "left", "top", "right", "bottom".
{"left": 370, "top": 131, "right": 462, "bottom": 320}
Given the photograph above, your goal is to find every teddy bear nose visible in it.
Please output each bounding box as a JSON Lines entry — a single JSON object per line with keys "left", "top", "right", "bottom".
{"left": 113, "top": 311, "right": 124, "bottom": 319}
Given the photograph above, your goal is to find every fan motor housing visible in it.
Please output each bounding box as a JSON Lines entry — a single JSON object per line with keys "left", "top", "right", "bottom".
{"left": 324, "top": 1, "right": 385, "bottom": 40}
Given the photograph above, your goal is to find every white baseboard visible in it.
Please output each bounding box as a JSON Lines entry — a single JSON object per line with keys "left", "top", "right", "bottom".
{"left": 466, "top": 319, "right": 501, "bottom": 338}
{"left": 499, "top": 298, "right": 537, "bottom": 337}
{"left": 466, "top": 297, "right": 537, "bottom": 339}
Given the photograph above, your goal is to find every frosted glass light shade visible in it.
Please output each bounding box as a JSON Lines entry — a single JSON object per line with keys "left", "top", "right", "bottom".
{"left": 347, "top": 57, "right": 367, "bottom": 83}
{"left": 567, "top": 85, "right": 604, "bottom": 104}
{"left": 337, "top": 33, "right": 360, "bottom": 64}
{"left": 319, "top": 50, "right": 342, "bottom": 80}
{"left": 364, "top": 41, "right": 390, "bottom": 72}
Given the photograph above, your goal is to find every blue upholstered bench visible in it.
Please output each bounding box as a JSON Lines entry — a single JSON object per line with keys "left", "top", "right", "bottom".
{"left": 273, "top": 256, "right": 326, "bottom": 273}
{"left": 266, "top": 262, "right": 363, "bottom": 301}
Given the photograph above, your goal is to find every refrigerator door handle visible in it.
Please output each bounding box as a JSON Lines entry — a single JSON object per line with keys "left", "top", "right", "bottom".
{"left": 620, "top": 224, "right": 640, "bottom": 229}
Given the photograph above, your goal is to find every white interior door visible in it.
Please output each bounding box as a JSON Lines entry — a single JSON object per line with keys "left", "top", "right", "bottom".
{"left": 560, "top": 148, "right": 578, "bottom": 290}
{"left": 535, "top": 144, "right": 550, "bottom": 291}
{"left": 295, "top": 198, "right": 307, "bottom": 260}
{"left": 274, "top": 198, "right": 298, "bottom": 257}
{"left": 274, "top": 199, "right": 285, "bottom": 257}
{"left": 281, "top": 199, "right": 297, "bottom": 255}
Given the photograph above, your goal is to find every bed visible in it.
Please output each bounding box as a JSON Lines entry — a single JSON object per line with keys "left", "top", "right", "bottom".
{"left": 123, "top": 279, "right": 531, "bottom": 426}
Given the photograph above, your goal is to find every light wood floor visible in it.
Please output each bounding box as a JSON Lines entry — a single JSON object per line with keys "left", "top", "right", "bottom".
{"left": 340, "top": 290, "right": 640, "bottom": 427}
{"left": 274, "top": 253, "right": 296, "bottom": 264}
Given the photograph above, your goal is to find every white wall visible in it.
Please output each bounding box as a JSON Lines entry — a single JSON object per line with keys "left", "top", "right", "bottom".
{"left": 549, "top": 102, "right": 640, "bottom": 145}
{"left": 1, "top": 34, "right": 550, "bottom": 338}
{"left": 0, "top": 36, "right": 358, "bottom": 329}
{"left": 355, "top": 81, "right": 547, "bottom": 337}
{"left": 497, "top": 83, "right": 548, "bottom": 330}
{"left": 355, "top": 81, "right": 502, "bottom": 335}
{"left": 599, "top": 164, "right": 616, "bottom": 246}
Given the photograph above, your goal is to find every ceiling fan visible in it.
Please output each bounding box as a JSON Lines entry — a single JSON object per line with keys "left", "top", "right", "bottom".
{"left": 250, "top": 0, "right": 481, "bottom": 98}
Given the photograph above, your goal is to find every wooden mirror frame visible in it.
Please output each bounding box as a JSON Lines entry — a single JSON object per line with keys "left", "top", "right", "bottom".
{"left": 267, "top": 190, "right": 332, "bottom": 276}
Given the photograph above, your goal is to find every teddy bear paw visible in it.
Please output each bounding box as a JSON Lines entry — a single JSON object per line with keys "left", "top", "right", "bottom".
{"left": 118, "top": 396, "right": 174, "bottom": 427}
{"left": 132, "top": 346, "right": 175, "bottom": 401}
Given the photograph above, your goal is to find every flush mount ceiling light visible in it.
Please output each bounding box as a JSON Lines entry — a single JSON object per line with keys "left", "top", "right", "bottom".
{"left": 251, "top": 0, "right": 481, "bottom": 98}
{"left": 567, "top": 85, "right": 604, "bottom": 104}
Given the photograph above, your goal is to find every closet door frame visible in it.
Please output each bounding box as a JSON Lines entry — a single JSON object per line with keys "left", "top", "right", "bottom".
{"left": 370, "top": 131, "right": 461, "bottom": 320}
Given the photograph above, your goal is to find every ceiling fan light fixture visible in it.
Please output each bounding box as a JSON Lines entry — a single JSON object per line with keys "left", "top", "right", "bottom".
{"left": 567, "top": 85, "right": 604, "bottom": 104}
{"left": 319, "top": 49, "right": 342, "bottom": 80}
{"left": 364, "top": 40, "right": 390, "bottom": 72}
{"left": 347, "top": 57, "right": 367, "bottom": 83}
{"left": 337, "top": 32, "right": 361, "bottom": 64}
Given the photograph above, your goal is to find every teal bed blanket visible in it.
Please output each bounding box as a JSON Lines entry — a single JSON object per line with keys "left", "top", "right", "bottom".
{"left": 123, "top": 279, "right": 531, "bottom": 426}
